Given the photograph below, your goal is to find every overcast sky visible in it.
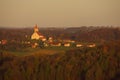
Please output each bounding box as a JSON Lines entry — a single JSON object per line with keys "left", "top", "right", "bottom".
{"left": 0, "top": 0, "right": 120, "bottom": 28}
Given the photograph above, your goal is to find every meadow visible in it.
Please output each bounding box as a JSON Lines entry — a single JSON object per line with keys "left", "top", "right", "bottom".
{"left": 1, "top": 46, "right": 74, "bottom": 56}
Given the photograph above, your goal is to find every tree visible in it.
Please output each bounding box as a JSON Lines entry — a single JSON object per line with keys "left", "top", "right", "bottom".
{"left": 38, "top": 40, "right": 44, "bottom": 48}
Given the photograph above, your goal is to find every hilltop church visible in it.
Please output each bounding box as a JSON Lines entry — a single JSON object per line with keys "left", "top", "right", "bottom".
{"left": 31, "top": 24, "right": 46, "bottom": 41}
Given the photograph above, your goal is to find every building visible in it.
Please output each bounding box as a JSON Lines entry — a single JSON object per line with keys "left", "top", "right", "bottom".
{"left": 31, "top": 24, "right": 46, "bottom": 41}
{"left": 87, "top": 43, "right": 96, "bottom": 47}
{"left": 50, "top": 42, "right": 61, "bottom": 47}
{"left": 64, "top": 43, "right": 70, "bottom": 47}
{"left": 48, "top": 37, "right": 53, "bottom": 42}
{"left": 0, "top": 40, "right": 7, "bottom": 45}
{"left": 76, "top": 44, "right": 83, "bottom": 47}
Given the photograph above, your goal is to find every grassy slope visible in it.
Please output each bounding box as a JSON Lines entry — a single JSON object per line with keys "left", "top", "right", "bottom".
{"left": 2, "top": 46, "right": 73, "bottom": 56}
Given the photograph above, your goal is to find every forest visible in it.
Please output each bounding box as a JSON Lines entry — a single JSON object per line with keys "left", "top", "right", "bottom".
{"left": 0, "top": 41, "right": 120, "bottom": 80}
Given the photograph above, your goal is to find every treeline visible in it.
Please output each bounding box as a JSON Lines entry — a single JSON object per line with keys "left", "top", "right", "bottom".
{"left": 55, "top": 27, "right": 120, "bottom": 42}
{"left": 0, "top": 28, "right": 32, "bottom": 41}
{"left": 0, "top": 41, "right": 120, "bottom": 80}
{"left": 0, "top": 27, "right": 120, "bottom": 42}
{"left": 0, "top": 41, "right": 31, "bottom": 51}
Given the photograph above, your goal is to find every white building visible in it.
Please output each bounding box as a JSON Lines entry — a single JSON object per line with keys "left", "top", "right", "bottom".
{"left": 31, "top": 24, "right": 46, "bottom": 41}
{"left": 76, "top": 44, "right": 83, "bottom": 47}
{"left": 87, "top": 44, "right": 96, "bottom": 47}
{"left": 64, "top": 43, "right": 70, "bottom": 47}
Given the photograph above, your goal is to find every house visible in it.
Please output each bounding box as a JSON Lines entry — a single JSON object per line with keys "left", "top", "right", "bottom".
{"left": 31, "top": 24, "right": 46, "bottom": 41}
{"left": 76, "top": 44, "right": 83, "bottom": 47}
{"left": 1, "top": 40, "right": 7, "bottom": 45}
{"left": 64, "top": 43, "right": 70, "bottom": 47}
{"left": 31, "top": 42, "right": 38, "bottom": 48}
{"left": 87, "top": 44, "right": 96, "bottom": 47}
{"left": 50, "top": 42, "right": 61, "bottom": 47}
{"left": 48, "top": 37, "right": 53, "bottom": 42}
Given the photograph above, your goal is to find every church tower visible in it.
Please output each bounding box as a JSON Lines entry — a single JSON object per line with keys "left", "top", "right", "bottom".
{"left": 34, "top": 24, "right": 39, "bottom": 32}
{"left": 31, "top": 24, "right": 46, "bottom": 41}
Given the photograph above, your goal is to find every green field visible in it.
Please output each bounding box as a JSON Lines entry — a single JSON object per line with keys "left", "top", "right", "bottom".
{"left": 1, "top": 46, "right": 75, "bottom": 56}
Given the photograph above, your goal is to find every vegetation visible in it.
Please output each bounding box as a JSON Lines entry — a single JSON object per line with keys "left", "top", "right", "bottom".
{"left": 0, "top": 27, "right": 120, "bottom": 43}
{"left": 0, "top": 41, "right": 120, "bottom": 80}
{"left": 0, "top": 27, "right": 120, "bottom": 80}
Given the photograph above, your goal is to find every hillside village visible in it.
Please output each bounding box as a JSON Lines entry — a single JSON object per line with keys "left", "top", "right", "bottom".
{"left": 30, "top": 24, "right": 96, "bottom": 48}
{"left": 0, "top": 25, "right": 120, "bottom": 80}
{"left": 0, "top": 25, "right": 96, "bottom": 49}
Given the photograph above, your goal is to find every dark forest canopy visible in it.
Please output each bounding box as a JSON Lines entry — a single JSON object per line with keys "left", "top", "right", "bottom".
{"left": 0, "top": 41, "right": 120, "bottom": 80}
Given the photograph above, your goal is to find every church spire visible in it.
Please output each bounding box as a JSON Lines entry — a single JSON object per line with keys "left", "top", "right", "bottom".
{"left": 34, "top": 24, "right": 39, "bottom": 32}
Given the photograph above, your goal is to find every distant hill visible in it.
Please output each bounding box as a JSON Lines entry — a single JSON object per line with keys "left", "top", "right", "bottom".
{"left": 72, "top": 27, "right": 120, "bottom": 42}
{"left": 52, "top": 27, "right": 120, "bottom": 42}
{"left": 0, "top": 27, "right": 120, "bottom": 42}
{"left": 0, "top": 28, "right": 32, "bottom": 41}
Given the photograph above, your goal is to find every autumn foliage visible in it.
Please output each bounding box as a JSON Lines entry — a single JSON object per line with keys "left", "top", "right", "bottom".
{"left": 0, "top": 41, "right": 120, "bottom": 80}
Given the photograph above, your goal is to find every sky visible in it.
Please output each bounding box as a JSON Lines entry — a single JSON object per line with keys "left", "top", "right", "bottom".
{"left": 0, "top": 0, "right": 120, "bottom": 28}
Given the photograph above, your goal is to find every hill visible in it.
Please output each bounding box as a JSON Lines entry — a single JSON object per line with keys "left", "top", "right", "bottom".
{"left": 0, "top": 27, "right": 120, "bottom": 43}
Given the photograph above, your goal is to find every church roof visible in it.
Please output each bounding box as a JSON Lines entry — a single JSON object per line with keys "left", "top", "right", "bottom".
{"left": 36, "top": 32, "right": 42, "bottom": 35}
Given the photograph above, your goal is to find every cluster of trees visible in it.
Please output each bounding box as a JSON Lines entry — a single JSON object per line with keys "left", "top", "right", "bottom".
{"left": 0, "top": 28, "right": 32, "bottom": 41}
{"left": 41, "top": 27, "right": 120, "bottom": 42}
{"left": 0, "top": 41, "right": 31, "bottom": 51}
{"left": 0, "top": 41, "right": 120, "bottom": 80}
